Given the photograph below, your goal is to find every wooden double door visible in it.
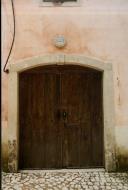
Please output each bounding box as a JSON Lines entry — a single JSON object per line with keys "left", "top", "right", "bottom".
{"left": 19, "top": 65, "right": 104, "bottom": 169}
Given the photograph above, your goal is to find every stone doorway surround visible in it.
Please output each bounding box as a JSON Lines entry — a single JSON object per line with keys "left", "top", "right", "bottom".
{"left": 8, "top": 54, "right": 116, "bottom": 172}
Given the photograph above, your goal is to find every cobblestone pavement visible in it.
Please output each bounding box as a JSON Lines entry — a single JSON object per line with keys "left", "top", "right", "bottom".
{"left": 2, "top": 171, "right": 128, "bottom": 190}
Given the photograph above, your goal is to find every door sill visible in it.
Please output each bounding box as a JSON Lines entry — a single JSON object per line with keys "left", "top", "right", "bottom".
{"left": 19, "top": 168, "right": 105, "bottom": 173}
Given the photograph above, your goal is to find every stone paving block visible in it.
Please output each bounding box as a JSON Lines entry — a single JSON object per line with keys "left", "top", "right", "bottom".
{"left": 2, "top": 171, "right": 128, "bottom": 190}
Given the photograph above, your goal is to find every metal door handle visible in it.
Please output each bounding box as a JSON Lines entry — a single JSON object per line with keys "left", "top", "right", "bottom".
{"left": 63, "top": 111, "right": 67, "bottom": 120}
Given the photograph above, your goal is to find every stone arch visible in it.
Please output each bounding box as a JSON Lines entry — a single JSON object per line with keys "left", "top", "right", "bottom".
{"left": 8, "top": 54, "right": 116, "bottom": 172}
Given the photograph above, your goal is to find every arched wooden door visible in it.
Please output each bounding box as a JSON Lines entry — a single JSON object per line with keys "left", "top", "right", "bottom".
{"left": 19, "top": 65, "right": 104, "bottom": 169}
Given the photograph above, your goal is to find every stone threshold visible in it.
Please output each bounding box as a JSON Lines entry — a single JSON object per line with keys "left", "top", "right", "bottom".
{"left": 19, "top": 168, "right": 105, "bottom": 173}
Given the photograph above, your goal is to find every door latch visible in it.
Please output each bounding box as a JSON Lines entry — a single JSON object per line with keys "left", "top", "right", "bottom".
{"left": 63, "top": 111, "right": 67, "bottom": 120}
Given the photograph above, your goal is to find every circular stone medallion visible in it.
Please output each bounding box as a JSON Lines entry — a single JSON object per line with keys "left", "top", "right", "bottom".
{"left": 53, "top": 35, "right": 66, "bottom": 48}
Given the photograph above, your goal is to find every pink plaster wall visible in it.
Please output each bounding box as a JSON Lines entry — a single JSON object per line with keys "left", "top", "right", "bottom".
{"left": 2, "top": 0, "right": 128, "bottom": 169}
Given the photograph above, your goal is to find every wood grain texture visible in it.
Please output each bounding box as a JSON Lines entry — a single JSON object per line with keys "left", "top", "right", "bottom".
{"left": 19, "top": 65, "right": 104, "bottom": 169}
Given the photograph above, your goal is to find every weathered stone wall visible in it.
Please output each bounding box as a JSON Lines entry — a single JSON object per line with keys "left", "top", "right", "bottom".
{"left": 2, "top": 0, "right": 128, "bottom": 171}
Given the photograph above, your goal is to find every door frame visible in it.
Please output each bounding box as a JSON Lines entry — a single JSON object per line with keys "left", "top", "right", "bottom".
{"left": 8, "top": 54, "right": 116, "bottom": 172}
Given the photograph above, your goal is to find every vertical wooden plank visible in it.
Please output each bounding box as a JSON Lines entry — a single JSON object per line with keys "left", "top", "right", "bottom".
{"left": 79, "top": 73, "right": 92, "bottom": 167}
{"left": 90, "top": 73, "right": 104, "bottom": 167}
{"left": 44, "top": 72, "right": 61, "bottom": 168}
{"left": 19, "top": 65, "right": 104, "bottom": 169}
{"left": 19, "top": 66, "right": 62, "bottom": 169}
{"left": 61, "top": 67, "right": 103, "bottom": 168}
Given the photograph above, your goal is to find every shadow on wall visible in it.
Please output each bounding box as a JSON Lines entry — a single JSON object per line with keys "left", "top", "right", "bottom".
{"left": 116, "top": 148, "right": 128, "bottom": 171}
{"left": 2, "top": 143, "right": 8, "bottom": 172}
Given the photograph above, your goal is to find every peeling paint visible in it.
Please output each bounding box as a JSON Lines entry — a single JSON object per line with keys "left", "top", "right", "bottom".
{"left": 2, "top": 0, "right": 128, "bottom": 171}
{"left": 2, "top": 143, "right": 8, "bottom": 172}
{"left": 116, "top": 147, "right": 128, "bottom": 171}
{"left": 8, "top": 140, "right": 17, "bottom": 172}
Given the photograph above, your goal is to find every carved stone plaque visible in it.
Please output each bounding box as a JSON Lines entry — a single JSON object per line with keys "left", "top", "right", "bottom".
{"left": 53, "top": 35, "right": 66, "bottom": 48}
